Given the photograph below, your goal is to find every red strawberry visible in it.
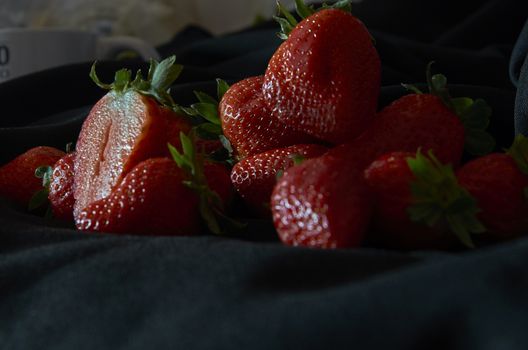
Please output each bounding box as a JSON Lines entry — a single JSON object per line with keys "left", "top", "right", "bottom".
{"left": 77, "top": 133, "right": 233, "bottom": 236}
{"left": 48, "top": 152, "right": 76, "bottom": 221}
{"left": 263, "top": 5, "right": 381, "bottom": 144}
{"left": 231, "top": 144, "right": 328, "bottom": 216}
{"left": 326, "top": 65, "right": 495, "bottom": 171}
{"left": 74, "top": 57, "right": 191, "bottom": 220}
{"left": 0, "top": 146, "right": 65, "bottom": 206}
{"left": 271, "top": 151, "right": 372, "bottom": 249}
{"left": 218, "top": 76, "right": 316, "bottom": 159}
{"left": 76, "top": 157, "right": 201, "bottom": 235}
{"left": 457, "top": 135, "right": 528, "bottom": 240}
{"left": 364, "top": 151, "right": 483, "bottom": 250}
{"left": 354, "top": 94, "right": 466, "bottom": 166}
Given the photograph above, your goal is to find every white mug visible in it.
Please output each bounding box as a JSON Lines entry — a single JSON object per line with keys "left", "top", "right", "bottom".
{"left": 0, "top": 28, "right": 160, "bottom": 83}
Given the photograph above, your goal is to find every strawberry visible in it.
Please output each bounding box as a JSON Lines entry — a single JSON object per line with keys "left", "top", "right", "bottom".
{"left": 29, "top": 151, "right": 77, "bottom": 220}
{"left": 218, "top": 76, "right": 316, "bottom": 159}
{"left": 48, "top": 152, "right": 76, "bottom": 220}
{"left": 184, "top": 77, "right": 316, "bottom": 160}
{"left": 77, "top": 132, "right": 233, "bottom": 236}
{"left": 0, "top": 146, "right": 65, "bottom": 206}
{"left": 364, "top": 150, "right": 485, "bottom": 250}
{"left": 77, "top": 157, "right": 201, "bottom": 235}
{"left": 329, "top": 64, "right": 495, "bottom": 171}
{"left": 74, "top": 57, "right": 191, "bottom": 220}
{"left": 271, "top": 151, "right": 372, "bottom": 249}
{"left": 263, "top": 2, "right": 381, "bottom": 144}
{"left": 457, "top": 135, "right": 528, "bottom": 240}
{"left": 231, "top": 144, "right": 328, "bottom": 216}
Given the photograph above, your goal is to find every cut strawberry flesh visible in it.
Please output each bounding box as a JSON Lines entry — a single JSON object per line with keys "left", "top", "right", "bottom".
{"left": 74, "top": 90, "right": 190, "bottom": 219}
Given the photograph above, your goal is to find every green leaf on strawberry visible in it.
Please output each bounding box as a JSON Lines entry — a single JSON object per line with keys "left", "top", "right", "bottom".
{"left": 274, "top": 0, "right": 352, "bottom": 40}
{"left": 406, "top": 150, "right": 486, "bottom": 248}
{"left": 28, "top": 165, "right": 53, "bottom": 216}
{"left": 90, "top": 55, "right": 183, "bottom": 109}
{"left": 168, "top": 131, "right": 243, "bottom": 235}
{"left": 181, "top": 79, "right": 236, "bottom": 162}
{"left": 403, "top": 62, "right": 495, "bottom": 156}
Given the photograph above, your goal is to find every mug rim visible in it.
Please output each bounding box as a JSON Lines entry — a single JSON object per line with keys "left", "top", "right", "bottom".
{"left": 0, "top": 27, "right": 98, "bottom": 36}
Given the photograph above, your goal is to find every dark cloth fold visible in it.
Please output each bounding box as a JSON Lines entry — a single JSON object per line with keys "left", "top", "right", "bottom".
{"left": 1, "top": 1, "right": 528, "bottom": 349}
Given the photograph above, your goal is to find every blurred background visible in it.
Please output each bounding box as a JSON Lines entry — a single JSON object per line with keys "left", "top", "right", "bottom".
{"left": 0, "top": 0, "right": 363, "bottom": 46}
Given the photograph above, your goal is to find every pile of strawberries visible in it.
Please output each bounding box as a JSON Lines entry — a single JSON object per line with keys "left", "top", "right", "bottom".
{"left": 1, "top": 1, "right": 527, "bottom": 251}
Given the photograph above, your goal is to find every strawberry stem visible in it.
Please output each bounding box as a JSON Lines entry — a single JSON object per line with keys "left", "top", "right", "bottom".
{"left": 274, "top": 0, "right": 352, "bottom": 40}
{"left": 181, "top": 79, "right": 235, "bottom": 162}
{"left": 90, "top": 56, "right": 182, "bottom": 109}
{"left": 168, "top": 131, "right": 242, "bottom": 235}
{"left": 28, "top": 165, "right": 53, "bottom": 213}
{"left": 406, "top": 150, "right": 486, "bottom": 248}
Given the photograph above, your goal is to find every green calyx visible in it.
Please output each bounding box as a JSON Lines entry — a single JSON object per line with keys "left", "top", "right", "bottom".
{"left": 28, "top": 165, "right": 53, "bottom": 217}
{"left": 276, "top": 153, "right": 306, "bottom": 180}
{"left": 180, "top": 79, "right": 235, "bottom": 163}
{"left": 180, "top": 79, "right": 228, "bottom": 138}
{"left": 168, "top": 131, "right": 244, "bottom": 235}
{"left": 406, "top": 149, "right": 486, "bottom": 248}
{"left": 90, "top": 55, "right": 183, "bottom": 109}
{"left": 274, "top": 0, "right": 352, "bottom": 40}
{"left": 402, "top": 62, "right": 495, "bottom": 156}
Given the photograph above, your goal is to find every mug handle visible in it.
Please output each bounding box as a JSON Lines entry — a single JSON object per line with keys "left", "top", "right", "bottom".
{"left": 96, "top": 36, "right": 160, "bottom": 61}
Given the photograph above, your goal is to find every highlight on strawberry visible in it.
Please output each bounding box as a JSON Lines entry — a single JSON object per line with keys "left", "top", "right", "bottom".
{"left": 29, "top": 151, "right": 76, "bottom": 221}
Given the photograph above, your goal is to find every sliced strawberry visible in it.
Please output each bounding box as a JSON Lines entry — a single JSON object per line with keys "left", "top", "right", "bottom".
{"left": 231, "top": 144, "right": 328, "bottom": 216}
{"left": 271, "top": 152, "right": 372, "bottom": 249}
{"left": 457, "top": 135, "right": 528, "bottom": 239}
{"left": 74, "top": 57, "right": 191, "bottom": 220}
{"left": 0, "top": 146, "right": 65, "bottom": 206}
{"left": 264, "top": 5, "right": 381, "bottom": 144}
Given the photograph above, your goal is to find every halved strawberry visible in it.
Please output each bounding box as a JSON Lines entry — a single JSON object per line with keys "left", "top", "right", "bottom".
{"left": 0, "top": 146, "right": 65, "bottom": 206}
{"left": 263, "top": 2, "right": 381, "bottom": 144}
{"left": 231, "top": 144, "right": 328, "bottom": 216}
{"left": 74, "top": 57, "right": 191, "bottom": 219}
{"left": 457, "top": 135, "right": 528, "bottom": 240}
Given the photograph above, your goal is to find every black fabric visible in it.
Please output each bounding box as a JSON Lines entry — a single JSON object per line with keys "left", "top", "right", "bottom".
{"left": 1, "top": 1, "right": 528, "bottom": 348}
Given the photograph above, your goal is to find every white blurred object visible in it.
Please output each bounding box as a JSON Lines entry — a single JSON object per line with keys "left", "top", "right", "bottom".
{"left": 0, "top": 0, "right": 364, "bottom": 46}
